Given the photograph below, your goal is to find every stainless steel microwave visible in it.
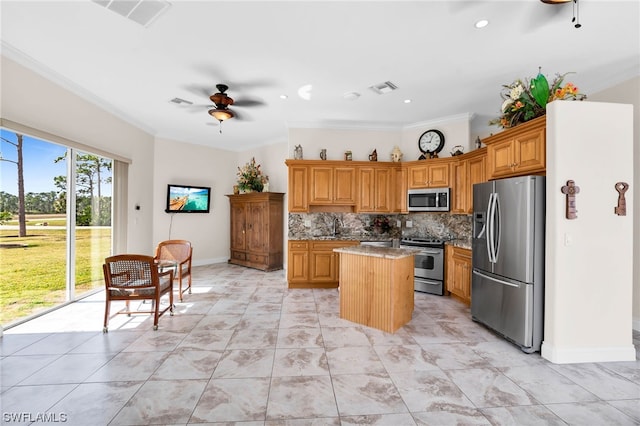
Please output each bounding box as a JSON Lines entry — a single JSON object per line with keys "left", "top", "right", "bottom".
{"left": 407, "top": 188, "right": 450, "bottom": 212}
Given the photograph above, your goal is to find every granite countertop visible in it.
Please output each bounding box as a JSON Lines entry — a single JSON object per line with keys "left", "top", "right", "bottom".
{"left": 333, "top": 245, "right": 420, "bottom": 259}
{"left": 446, "top": 239, "right": 472, "bottom": 250}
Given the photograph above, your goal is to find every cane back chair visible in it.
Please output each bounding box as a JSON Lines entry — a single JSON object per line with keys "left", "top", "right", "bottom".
{"left": 154, "top": 240, "right": 193, "bottom": 301}
{"left": 102, "top": 254, "right": 174, "bottom": 332}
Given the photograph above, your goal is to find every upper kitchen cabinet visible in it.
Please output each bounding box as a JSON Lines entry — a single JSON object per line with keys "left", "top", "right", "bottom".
{"left": 357, "top": 165, "right": 393, "bottom": 213}
{"left": 309, "top": 164, "right": 356, "bottom": 205}
{"left": 484, "top": 115, "right": 545, "bottom": 179}
{"left": 407, "top": 158, "right": 452, "bottom": 189}
{"left": 393, "top": 166, "right": 407, "bottom": 213}
{"left": 450, "top": 148, "right": 487, "bottom": 214}
{"left": 287, "top": 162, "right": 308, "bottom": 212}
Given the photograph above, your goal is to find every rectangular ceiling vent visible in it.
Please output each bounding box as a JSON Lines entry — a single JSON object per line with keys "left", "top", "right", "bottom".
{"left": 170, "top": 97, "right": 193, "bottom": 105}
{"left": 369, "top": 81, "right": 398, "bottom": 95}
{"left": 92, "top": 0, "right": 171, "bottom": 27}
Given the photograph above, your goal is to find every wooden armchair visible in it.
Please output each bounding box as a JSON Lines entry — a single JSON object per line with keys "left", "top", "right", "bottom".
{"left": 154, "top": 239, "right": 193, "bottom": 301}
{"left": 102, "top": 254, "right": 174, "bottom": 332}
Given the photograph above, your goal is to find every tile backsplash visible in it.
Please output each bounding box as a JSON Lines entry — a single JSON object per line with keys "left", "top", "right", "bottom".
{"left": 288, "top": 212, "right": 471, "bottom": 245}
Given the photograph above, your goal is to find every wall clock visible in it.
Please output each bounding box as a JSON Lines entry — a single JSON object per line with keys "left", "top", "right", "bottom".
{"left": 418, "top": 129, "right": 445, "bottom": 158}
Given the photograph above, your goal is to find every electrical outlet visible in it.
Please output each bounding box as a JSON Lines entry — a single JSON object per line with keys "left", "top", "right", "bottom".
{"left": 304, "top": 220, "right": 311, "bottom": 227}
{"left": 406, "top": 220, "right": 412, "bottom": 228}
{"left": 396, "top": 220, "right": 402, "bottom": 227}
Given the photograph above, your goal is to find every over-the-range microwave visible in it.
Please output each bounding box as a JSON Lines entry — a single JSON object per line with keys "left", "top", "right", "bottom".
{"left": 407, "top": 188, "right": 450, "bottom": 212}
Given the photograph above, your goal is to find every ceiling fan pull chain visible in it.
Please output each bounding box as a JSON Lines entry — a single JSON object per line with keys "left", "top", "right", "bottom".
{"left": 572, "top": 0, "right": 581, "bottom": 28}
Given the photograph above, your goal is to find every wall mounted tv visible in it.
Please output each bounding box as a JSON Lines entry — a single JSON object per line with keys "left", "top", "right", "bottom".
{"left": 165, "top": 184, "right": 211, "bottom": 213}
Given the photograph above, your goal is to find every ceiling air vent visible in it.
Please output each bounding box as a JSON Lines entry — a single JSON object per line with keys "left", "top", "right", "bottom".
{"left": 92, "top": 0, "right": 171, "bottom": 27}
{"left": 369, "top": 81, "right": 398, "bottom": 95}
{"left": 170, "top": 97, "right": 193, "bottom": 105}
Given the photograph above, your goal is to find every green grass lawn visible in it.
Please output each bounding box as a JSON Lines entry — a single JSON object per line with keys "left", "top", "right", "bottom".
{"left": 0, "top": 226, "right": 111, "bottom": 325}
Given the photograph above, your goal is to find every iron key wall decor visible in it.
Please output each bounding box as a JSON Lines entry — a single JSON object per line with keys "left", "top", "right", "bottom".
{"left": 561, "top": 180, "right": 580, "bottom": 220}
{"left": 614, "top": 182, "right": 629, "bottom": 216}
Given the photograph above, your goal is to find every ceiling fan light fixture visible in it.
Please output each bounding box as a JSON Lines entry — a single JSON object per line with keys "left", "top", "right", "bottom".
{"left": 209, "top": 109, "right": 234, "bottom": 122}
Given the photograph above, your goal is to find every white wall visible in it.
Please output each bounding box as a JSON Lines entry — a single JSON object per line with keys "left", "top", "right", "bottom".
{"left": 152, "top": 137, "right": 238, "bottom": 265}
{"left": 589, "top": 77, "right": 640, "bottom": 331}
{"left": 1, "top": 56, "right": 155, "bottom": 254}
{"left": 288, "top": 114, "right": 473, "bottom": 164}
{"left": 543, "top": 101, "right": 635, "bottom": 363}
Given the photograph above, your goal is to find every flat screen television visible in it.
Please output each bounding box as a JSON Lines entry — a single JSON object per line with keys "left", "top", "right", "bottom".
{"left": 165, "top": 184, "right": 211, "bottom": 213}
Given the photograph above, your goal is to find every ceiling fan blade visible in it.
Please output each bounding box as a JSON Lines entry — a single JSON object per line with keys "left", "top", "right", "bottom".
{"left": 233, "top": 98, "right": 266, "bottom": 108}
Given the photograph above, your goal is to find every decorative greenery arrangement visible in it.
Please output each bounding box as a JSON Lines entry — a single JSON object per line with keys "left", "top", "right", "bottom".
{"left": 372, "top": 216, "right": 391, "bottom": 232}
{"left": 237, "top": 157, "right": 264, "bottom": 192}
{"left": 489, "top": 69, "right": 587, "bottom": 128}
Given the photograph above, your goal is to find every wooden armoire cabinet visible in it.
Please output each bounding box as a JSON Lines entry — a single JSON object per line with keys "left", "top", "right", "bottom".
{"left": 226, "top": 192, "right": 284, "bottom": 271}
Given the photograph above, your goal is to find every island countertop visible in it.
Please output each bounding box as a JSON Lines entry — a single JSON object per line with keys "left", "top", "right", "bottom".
{"left": 333, "top": 245, "right": 420, "bottom": 259}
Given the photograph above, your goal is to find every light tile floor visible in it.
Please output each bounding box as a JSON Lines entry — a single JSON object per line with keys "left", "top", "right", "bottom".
{"left": 2, "top": 263, "right": 639, "bottom": 425}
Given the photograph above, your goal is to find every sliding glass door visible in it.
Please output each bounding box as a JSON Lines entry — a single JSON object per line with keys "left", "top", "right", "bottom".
{"left": 0, "top": 130, "right": 113, "bottom": 326}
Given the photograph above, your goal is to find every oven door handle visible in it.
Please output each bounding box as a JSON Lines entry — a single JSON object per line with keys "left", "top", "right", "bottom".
{"left": 420, "top": 250, "right": 442, "bottom": 255}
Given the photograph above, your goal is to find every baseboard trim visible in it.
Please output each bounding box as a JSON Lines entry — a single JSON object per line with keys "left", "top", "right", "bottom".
{"left": 192, "top": 257, "right": 228, "bottom": 267}
{"left": 541, "top": 342, "right": 636, "bottom": 364}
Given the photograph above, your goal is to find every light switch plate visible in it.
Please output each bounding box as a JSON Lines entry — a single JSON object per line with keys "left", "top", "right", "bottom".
{"left": 406, "top": 220, "right": 412, "bottom": 228}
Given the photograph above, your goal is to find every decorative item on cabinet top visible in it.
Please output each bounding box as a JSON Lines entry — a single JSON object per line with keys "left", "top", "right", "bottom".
{"left": 369, "top": 149, "right": 378, "bottom": 161}
{"left": 236, "top": 157, "right": 267, "bottom": 193}
{"left": 294, "top": 144, "right": 303, "bottom": 160}
{"left": 450, "top": 145, "right": 464, "bottom": 156}
{"left": 489, "top": 68, "right": 587, "bottom": 129}
{"left": 391, "top": 146, "right": 403, "bottom": 162}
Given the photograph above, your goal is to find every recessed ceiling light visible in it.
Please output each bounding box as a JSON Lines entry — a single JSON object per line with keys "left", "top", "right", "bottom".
{"left": 475, "top": 19, "right": 489, "bottom": 29}
{"left": 279, "top": 94, "right": 288, "bottom": 99}
{"left": 343, "top": 92, "right": 361, "bottom": 101}
{"left": 404, "top": 99, "right": 412, "bottom": 104}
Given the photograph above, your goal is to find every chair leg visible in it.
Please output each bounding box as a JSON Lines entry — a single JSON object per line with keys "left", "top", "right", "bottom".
{"left": 169, "top": 287, "right": 174, "bottom": 316}
{"left": 103, "top": 300, "right": 110, "bottom": 333}
{"left": 153, "top": 296, "right": 160, "bottom": 331}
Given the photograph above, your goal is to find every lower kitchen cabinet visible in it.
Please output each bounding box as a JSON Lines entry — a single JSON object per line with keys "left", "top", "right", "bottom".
{"left": 446, "top": 245, "right": 471, "bottom": 305}
{"left": 287, "top": 240, "right": 359, "bottom": 288}
{"left": 227, "top": 192, "right": 284, "bottom": 271}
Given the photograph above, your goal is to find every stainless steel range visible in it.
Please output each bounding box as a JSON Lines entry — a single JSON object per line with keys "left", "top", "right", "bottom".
{"left": 400, "top": 237, "right": 445, "bottom": 295}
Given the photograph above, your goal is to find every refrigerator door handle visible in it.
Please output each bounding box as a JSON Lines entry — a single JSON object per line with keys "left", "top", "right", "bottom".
{"left": 493, "top": 193, "right": 501, "bottom": 262}
{"left": 487, "top": 192, "right": 498, "bottom": 263}
{"left": 473, "top": 270, "right": 520, "bottom": 288}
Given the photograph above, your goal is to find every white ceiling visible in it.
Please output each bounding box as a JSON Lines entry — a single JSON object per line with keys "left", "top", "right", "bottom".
{"left": 2, "top": 0, "right": 639, "bottom": 151}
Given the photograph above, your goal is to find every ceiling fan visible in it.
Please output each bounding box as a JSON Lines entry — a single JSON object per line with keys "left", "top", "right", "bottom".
{"left": 200, "top": 83, "right": 266, "bottom": 132}
{"left": 540, "top": 0, "right": 581, "bottom": 28}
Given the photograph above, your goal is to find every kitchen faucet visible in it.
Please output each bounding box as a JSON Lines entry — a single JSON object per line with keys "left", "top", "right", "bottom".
{"left": 332, "top": 217, "right": 340, "bottom": 236}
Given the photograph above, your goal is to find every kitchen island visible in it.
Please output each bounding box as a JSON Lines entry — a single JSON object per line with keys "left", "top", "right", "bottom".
{"left": 333, "top": 245, "right": 419, "bottom": 333}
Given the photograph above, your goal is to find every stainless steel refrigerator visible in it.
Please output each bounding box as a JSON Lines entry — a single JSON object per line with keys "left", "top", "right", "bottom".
{"left": 471, "top": 175, "right": 545, "bottom": 353}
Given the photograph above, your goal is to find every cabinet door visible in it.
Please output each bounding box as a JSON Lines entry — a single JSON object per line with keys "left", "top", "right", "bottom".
{"left": 393, "top": 166, "right": 407, "bottom": 213}
{"left": 309, "top": 166, "right": 333, "bottom": 204}
{"left": 428, "top": 163, "right": 450, "bottom": 187}
{"left": 467, "top": 152, "right": 487, "bottom": 213}
{"left": 288, "top": 165, "right": 308, "bottom": 212}
{"left": 357, "top": 168, "right": 375, "bottom": 212}
{"left": 247, "top": 202, "right": 267, "bottom": 253}
{"left": 287, "top": 242, "right": 309, "bottom": 283}
{"left": 488, "top": 139, "right": 516, "bottom": 179}
{"left": 334, "top": 167, "right": 356, "bottom": 204}
{"left": 514, "top": 128, "right": 545, "bottom": 174}
{"left": 450, "top": 159, "right": 467, "bottom": 214}
{"left": 374, "top": 168, "right": 391, "bottom": 212}
{"left": 408, "top": 165, "right": 428, "bottom": 189}
{"left": 310, "top": 250, "right": 336, "bottom": 282}
{"left": 229, "top": 202, "right": 246, "bottom": 251}
{"left": 447, "top": 246, "right": 471, "bottom": 305}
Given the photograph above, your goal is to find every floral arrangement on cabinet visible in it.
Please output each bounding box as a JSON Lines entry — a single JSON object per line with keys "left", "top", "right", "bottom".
{"left": 490, "top": 69, "right": 587, "bottom": 128}
{"left": 236, "top": 157, "right": 266, "bottom": 193}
